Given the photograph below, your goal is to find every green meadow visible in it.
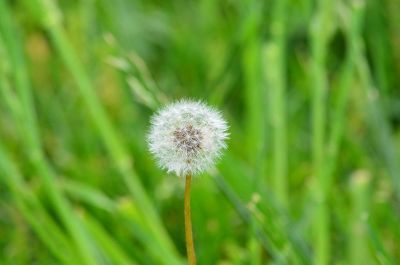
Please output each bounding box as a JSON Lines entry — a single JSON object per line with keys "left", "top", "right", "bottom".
{"left": 0, "top": 0, "right": 400, "bottom": 264}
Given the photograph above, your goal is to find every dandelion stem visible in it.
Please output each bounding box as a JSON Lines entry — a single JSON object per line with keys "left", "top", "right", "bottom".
{"left": 184, "top": 174, "right": 196, "bottom": 265}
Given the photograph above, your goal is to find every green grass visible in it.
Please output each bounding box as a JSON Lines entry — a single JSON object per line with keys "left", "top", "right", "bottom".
{"left": 0, "top": 0, "right": 400, "bottom": 264}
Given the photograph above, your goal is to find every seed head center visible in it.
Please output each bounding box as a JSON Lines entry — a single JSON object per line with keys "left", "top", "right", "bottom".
{"left": 173, "top": 124, "right": 203, "bottom": 154}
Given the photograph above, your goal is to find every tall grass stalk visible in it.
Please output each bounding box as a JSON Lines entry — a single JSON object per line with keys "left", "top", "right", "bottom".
{"left": 310, "top": 0, "right": 333, "bottom": 264}
{"left": 323, "top": 0, "right": 358, "bottom": 186}
{"left": 22, "top": 1, "right": 183, "bottom": 264}
{"left": 348, "top": 170, "right": 371, "bottom": 265}
{"left": 348, "top": 0, "right": 400, "bottom": 262}
{"left": 242, "top": 5, "right": 265, "bottom": 262}
{"left": 242, "top": 1, "right": 264, "bottom": 167}
{"left": 264, "top": 0, "right": 288, "bottom": 207}
{"left": 351, "top": 0, "right": 400, "bottom": 198}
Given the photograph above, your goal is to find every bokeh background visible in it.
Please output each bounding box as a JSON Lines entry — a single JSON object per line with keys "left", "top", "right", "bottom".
{"left": 1, "top": 0, "right": 400, "bottom": 264}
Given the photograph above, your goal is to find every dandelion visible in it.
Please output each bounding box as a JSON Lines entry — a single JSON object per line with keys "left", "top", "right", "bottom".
{"left": 148, "top": 100, "right": 228, "bottom": 176}
{"left": 147, "top": 99, "right": 228, "bottom": 265}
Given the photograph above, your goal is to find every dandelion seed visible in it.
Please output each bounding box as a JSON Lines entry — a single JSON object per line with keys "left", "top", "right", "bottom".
{"left": 147, "top": 99, "right": 229, "bottom": 176}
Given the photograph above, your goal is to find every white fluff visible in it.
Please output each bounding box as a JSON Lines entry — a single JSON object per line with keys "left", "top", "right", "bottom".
{"left": 147, "top": 100, "right": 229, "bottom": 176}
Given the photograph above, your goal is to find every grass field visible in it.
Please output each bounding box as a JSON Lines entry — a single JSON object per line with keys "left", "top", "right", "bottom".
{"left": 1, "top": 0, "right": 400, "bottom": 264}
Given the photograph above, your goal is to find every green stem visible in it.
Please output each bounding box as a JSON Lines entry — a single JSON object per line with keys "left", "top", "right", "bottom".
{"left": 349, "top": 170, "right": 371, "bottom": 265}
{"left": 242, "top": 1, "right": 264, "bottom": 166}
{"left": 264, "top": 0, "right": 288, "bottom": 207}
{"left": 184, "top": 174, "right": 196, "bottom": 265}
{"left": 310, "top": 0, "right": 333, "bottom": 264}
{"left": 351, "top": 0, "right": 400, "bottom": 198}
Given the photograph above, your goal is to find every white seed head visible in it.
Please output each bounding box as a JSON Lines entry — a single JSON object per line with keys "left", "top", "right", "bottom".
{"left": 147, "top": 100, "right": 229, "bottom": 176}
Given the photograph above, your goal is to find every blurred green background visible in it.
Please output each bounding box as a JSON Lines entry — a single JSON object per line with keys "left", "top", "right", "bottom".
{"left": 1, "top": 0, "right": 400, "bottom": 264}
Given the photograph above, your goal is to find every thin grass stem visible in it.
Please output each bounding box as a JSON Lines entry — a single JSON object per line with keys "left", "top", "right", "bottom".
{"left": 264, "top": 0, "right": 288, "bottom": 206}
{"left": 310, "top": 0, "right": 333, "bottom": 263}
{"left": 349, "top": 170, "right": 371, "bottom": 265}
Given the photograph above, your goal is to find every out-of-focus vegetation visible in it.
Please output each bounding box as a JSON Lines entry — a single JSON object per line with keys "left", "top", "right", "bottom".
{"left": 1, "top": 0, "right": 400, "bottom": 264}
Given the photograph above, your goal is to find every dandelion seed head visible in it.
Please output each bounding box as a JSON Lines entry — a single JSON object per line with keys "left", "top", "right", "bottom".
{"left": 147, "top": 100, "right": 229, "bottom": 176}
